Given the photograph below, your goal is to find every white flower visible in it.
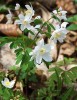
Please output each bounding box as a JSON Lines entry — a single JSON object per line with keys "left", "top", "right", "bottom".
{"left": 15, "top": 3, "right": 20, "bottom": 10}
{"left": 29, "top": 39, "right": 53, "bottom": 64}
{"left": 35, "top": 16, "right": 41, "bottom": 19}
{"left": 1, "top": 78, "right": 15, "bottom": 88}
{"left": 15, "top": 13, "right": 32, "bottom": 31}
{"left": 25, "top": 5, "right": 35, "bottom": 19}
{"left": 61, "top": 22, "right": 68, "bottom": 28}
{"left": 6, "top": 10, "right": 13, "bottom": 24}
{"left": 50, "top": 22, "right": 68, "bottom": 43}
{"left": 53, "top": 7, "right": 67, "bottom": 20}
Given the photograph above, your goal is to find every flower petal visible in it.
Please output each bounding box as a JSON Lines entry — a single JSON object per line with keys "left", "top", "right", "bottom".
{"left": 20, "top": 24, "right": 26, "bottom": 31}
{"left": 15, "top": 3, "right": 20, "bottom": 10}
{"left": 15, "top": 20, "right": 22, "bottom": 24}
{"left": 35, "top": 25, "right": 40, "bottom": 29}
{"left": 10, "top": 80, "right": 15, "bottom": 87}
{"left": 61, "top": 22, "right": 68, "bottom": 28}
{"left": 18, "top": 14, "right": 24, "bottom": 20}
{"left": 4, "top": 78, "right": 9, "bottom": 82}
{"left": 25, "top": 5, "right": 32, "bottom": 10}
{"left": 53, "top": 10, "right": 57, "bottom": 14}
{"left": 37, "top": 39, "right": 44, "bottom": 47}
{"left": 36, "top": 55, "right": 42, "bottom": 64}
{"left": 43, "top": 53, "right": 52, "bottom": 62}
{"left": 44, "top": 44, "right": 51, "bottom": 52}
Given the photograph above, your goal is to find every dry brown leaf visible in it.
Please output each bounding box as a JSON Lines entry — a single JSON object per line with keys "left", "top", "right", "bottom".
{"left": 35, "top": 63, "right": 49, "bottom": 78}
{"left": 0, "top": 24, "right": 22, "bottom": 36}
{"left": 60, "top": 64, "right": 77, "bottom": 71}
{"left": 0, "top": 14, "right": 5, "bottom": 22}
{"left": 57, "top": 54, "right": 64, "bottom": 62}
{"left": 56, "top": 0, "right": 76, "bottom": 13}
{"left": 40, "top": 7, "right": 51, "bottom": 22}
{"left": 33, "top": 2, "right": 52, "bottom": 22}
{"left": 48, "top": 39, "right": 58, "bottom": 60}
{"left": 66, "top": 31, "right": 77, "bottom": 43}
{"left": 36, "top": 0, "right": 56, "bottom": 10}
{"left": 14, "top": 81, "right": 23, "bottom": 91}
{"left": 59, "top": 43, "right": 75, "bottom": 56}
{"left": 65, "top": 31, "right": 77, "bottom": 47}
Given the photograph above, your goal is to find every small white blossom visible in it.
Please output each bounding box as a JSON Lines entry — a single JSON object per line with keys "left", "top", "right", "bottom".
{"left": 15, "top": 13, "right": 32, "bottom": 31}
{"left": 1, "top": 78, "right": 15, "bottom": 88}
{"left": 6, "top": 10, "right": 13, "bottom": 24}
{"left": 53, "top": 7, "right": 67, "bottom": 20}
{"left": 25, "top": 5, "right": 35, "bottom": 19}
{"left": 29, "top": 39, "right": 53, "bottom": 64}
{"left": 50, "top": 22, "right": 68, "bottom": 43}
{"left": 35, "top": 16, "right": 41, "bottom": 19}
{"left": 15, "top": 3, "right": 20, "bottom": 10}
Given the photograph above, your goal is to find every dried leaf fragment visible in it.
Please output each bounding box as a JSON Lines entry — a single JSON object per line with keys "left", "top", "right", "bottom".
{"left": 59, "top": 43, "right": 75, "bottom": 56}
{"left": 0, "top": 14, "right": 5, "bottom": 22}
{"left": 56, "top": 0, "right": 76, "bottom": 13}
{"left": 0, "top": 24, "right": 22, "bottom": 36}
{"left": 66, "top": 31, "right": 77, "bottom": 42}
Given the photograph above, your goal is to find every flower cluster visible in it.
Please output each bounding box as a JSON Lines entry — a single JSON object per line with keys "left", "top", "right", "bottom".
{"left": 1, "top": 78, "right": 15, "bottom": 88}
{"left": 1, "top": 4, "right": 69, "bottom": 88}
{"left": 6, "top": 3, "right": 69, "bottom": 66}
{"left": 30, "top": 39, "right": 53, "bottom": 64}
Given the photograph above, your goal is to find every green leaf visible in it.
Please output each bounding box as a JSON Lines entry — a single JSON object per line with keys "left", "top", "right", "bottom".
{"left": 21, "top": 64, "right": 28, "bottom": 72}
{"left": 0, "top": 41, "right": 7, "bottom": 47}
{"left": 70, "top": 67, "right": 77, "bottom": 78}
{"left": 52, "top": 14, "right": 61, "bottom": 22}
{"left": 29, "top": 74, "right": 38, "bottom": 82}
{"left": 10, "top": 42, "right": 18, "bottom": 49}
{"left": 67, "top": 15, "right": 77, "bottom": 22}
{"left": 55, "top": 67, "right": 62, "bottom": 91}
{"left": 34, "top": 19, "right": 42, "bottom": 25}
{"left": 0, "top": 5, "right": 8, "bottom": 13}
{"left": 49, "top": 23, "right": 55, "bottom": 30}
{"left": 28, "top": 30, "right": 34, "bottom": 35}
{"left": 67, "top": 24, "right": 77, "bottom": 30}
{"left": 16, "top": 52, "right": 23, "bottom": 64}
{"left": 64, "top": 57, "right": 75, "bottom": 65}
{"left": 60, "top": 87, "right": 73, "bottom": 100}
{"left": 47, "top": 24, "right": 51, "bottom": 33}
{"left": 62, "top": 72, "right": 72, "bottom": 85}
{"left": 44, "top": 32, "right": 51, "bottom": 38}
{"left": 74, "top": 0, "right": 77, "bottom": 3}
{"left": 21, "top": 51, "right": 30, "bottom": 65}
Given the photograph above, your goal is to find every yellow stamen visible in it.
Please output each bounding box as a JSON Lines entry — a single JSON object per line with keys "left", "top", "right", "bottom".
{"left": 25, "top": 10, "right": 32, "bottom": 15}
{"left": 55, "top": 33, "right": 61, "bottom": 38}
{"left": 5, "top": 81, "right": 10, "bottom": 86}
{"left": 40, "top": 48, "right": 46, "bottom": 54}
{"left": 22, "top": 20, "right": 27, "bottom": 25}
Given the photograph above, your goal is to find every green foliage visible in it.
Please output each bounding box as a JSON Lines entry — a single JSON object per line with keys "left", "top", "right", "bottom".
{"left": 67, "top": 15, "right": 77, "bottom": 30}
{"left": 0, "top": 84, "right": 26, "bottom": 100}
{"left": 0, "top": 6, "right": 77, "bottom": 99}
{"left": 74, "top": 0, "right": 77, "bottom": 3}
{"left": 60, "top": 87, "right": 74, "bottom": 100}
{"left": 0, "top": 5, "right": 8, "bottom": 13}
{"left": 34, "top": 19, "right": 43, "bottom": 25}
{"left": 0, "top": 34, "right": 77, "bottom": 99}
{"left": 67, "top": 24, "right": 77, "bottom": 30}
{"left": 42, "top": 22, "right": 55, "bottom": 38}
{"left": 67, "top": 15, "right": 77, "bottom": 22}
{"left": 52, "top": 14, "right": 61, "bottom": 22}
